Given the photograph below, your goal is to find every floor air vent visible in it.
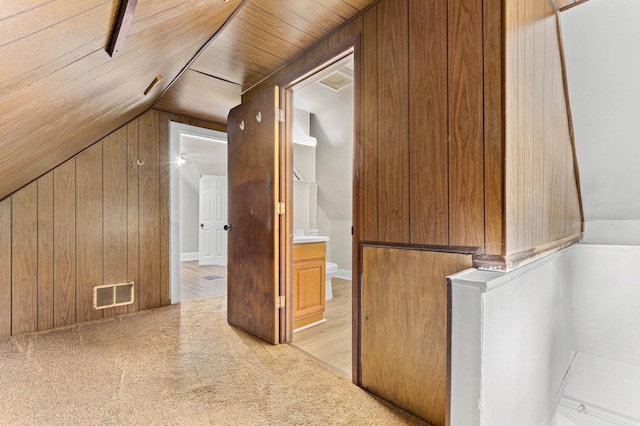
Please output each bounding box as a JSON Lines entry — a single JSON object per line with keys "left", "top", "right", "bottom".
{"left": 93, "top": 282, "right": 134, "bottom": 310}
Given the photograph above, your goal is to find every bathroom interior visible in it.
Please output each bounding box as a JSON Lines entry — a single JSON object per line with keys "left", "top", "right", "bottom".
{"left": 288, "top": 58, "right": 355, "bottom": 376}
{"left": 177, "top": 59, "right": 355, "bottom": 376}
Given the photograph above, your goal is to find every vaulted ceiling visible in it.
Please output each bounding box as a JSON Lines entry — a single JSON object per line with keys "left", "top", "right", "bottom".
{"left": 0, "top": 0, "right": 376, "bottom": 201}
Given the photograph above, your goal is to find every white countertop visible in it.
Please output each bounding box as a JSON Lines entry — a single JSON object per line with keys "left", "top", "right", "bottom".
{"left": 293, "top": 236, "right": 329, "bottom": 244}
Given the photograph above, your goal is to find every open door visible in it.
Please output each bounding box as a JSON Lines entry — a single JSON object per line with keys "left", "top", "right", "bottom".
{"left": 226, "top": 87, "right": 281, "bottom": 344}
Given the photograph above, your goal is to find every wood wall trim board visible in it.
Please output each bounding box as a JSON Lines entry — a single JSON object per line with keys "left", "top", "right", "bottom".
{"left": 154, "top": 110, "right": 227, "bottom": 133}
{"left": 0, "top": 197, "right": 11, "bottom": 337}
{"left": 76, "top": 143, "right": 105, "bottom": 323}
{"left": 557, "top": 0, "right": 589, "bottom": 12}
{"left": 126, "top": 118, "right": 141, "bottom": 313}
{"left": 102, "top": 127, "right": 129, "bottom": 317}
{"left": 107, "top": 0, "right": 139, "bottom": 57}
{"left": 483, "top": 0, "right": 506, "bottom": 256}
{"left": 159, "top": 113, "right": 171, "bottom": 306}
{"left": 555, "top": 12, "right": 584, "bottom": 231}
{"left": 408, "top": 0, "right": 449, "bottom": 246}
{"left": 362, "top": 6, "right": 377, "bottom": 242}
{"left": 37, "top": 172, "right": 55, "bottom": 330}
{"left": 472, "top": 232, "right": 582, "bottom": 271}
{"left": 138, "top": 110, "right": 162, "bottom": 310}
{"left": 53, "top": 159, "right": 76, "bottom": 328}
{"left": 376, "top": 0, "right": 409, "bottom": 243}
{"left": 361, "top": 241, "right": 480, "bottom": 256}
{"left": 448, "top": 0, "right": 485, "bottom": 248}
{"left": 11, "top": 183, "right": 38, "bottom": 335}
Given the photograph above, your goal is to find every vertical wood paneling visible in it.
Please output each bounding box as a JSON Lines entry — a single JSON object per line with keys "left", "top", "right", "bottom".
{"left": 408, "top": 0, "right": 448, "bottom": 245}
{"left": 361, "top": 246, "right": 472, "bottom": 425}
{"left": 0, "top": 198, "right": 11, "bottom": 337}
{"left": 159, "top": 114, "right": 171, "bottom": 306}
{"left": 0, "top": 109, "right": 175, "bottom": 336}
{"left": 362, "top": 6, "right": 378, "bottom": 241}
{"left": 503, "top": 0, "right": 582, "bottom": 257}
{"left": 103, "top": 128, "right": 129, "bottom": 317}
{"left": 483, "top": 0, "right": 505, "bottom": 256}
{"left": 127, "top": 119, "right": 141, "bottom": 313}
{"left": 532, "top": 0, "right": 546, "bottom": 247}
{"left": 448, "top": 0, "right": 485, "bottom": 247}
{"left": 37, "top": 172, "right": 54, "bottom": 330}
{"left": 11, "top": 183, "right": 38, "bottom": 335}
{"left": 377, "top": 0, "right": 409, "bottom": 243}
{"left": 76, "top": 143, "right": 104, "bottom": 323}
{"left": 53, "top": 159, "right": 76, "bottom": 327}
{"left": 138, "top": 110, "right": 161, "bottom": 310}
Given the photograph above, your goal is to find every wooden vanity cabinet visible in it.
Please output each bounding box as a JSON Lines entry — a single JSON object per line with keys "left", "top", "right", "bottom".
{"left": 293, "top": 242, "right": 326, "bottom": 329}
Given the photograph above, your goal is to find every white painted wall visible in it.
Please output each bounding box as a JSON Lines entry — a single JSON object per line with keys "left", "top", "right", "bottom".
{"left": 562, "top": 0, "right": 640, "bottom": 243}
{"left": 571, "top": 244, "right": 640, "bottom": 367}
{"left": 180, "top": 178, "right": 199, "bottom": 254}
{"left": 295, "top": 77, "right": 354, "bottom": 273}
{"left": 451, "top": 250, "right": 575, "bottom": 426}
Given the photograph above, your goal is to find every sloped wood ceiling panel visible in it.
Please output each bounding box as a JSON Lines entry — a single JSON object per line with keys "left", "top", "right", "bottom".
{"left": 155, "top": 0, "right": 377, "bottom": 122}
{"left": 0, "top": 0, "right": 243, "bottom": 201}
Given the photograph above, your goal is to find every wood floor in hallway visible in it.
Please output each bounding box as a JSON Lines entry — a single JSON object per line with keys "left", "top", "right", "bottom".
{"left": 180, "top": 261, "right": 352, "bottom": 376}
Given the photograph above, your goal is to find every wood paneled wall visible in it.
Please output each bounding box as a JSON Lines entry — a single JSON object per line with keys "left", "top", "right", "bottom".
{"left": 361, "top": 245, "right": 473, "bottom": 425}
{"left": 246, "top": 0, "right": 582, "bottom": 270}
{"left": 0, "top": 110, "right": 172, "bottom": 337}
{"left": 502, "top": 0, "right": 582, "bottom": 259}
{"left": 246, "top": 0, "right": 501, "bottom": 250}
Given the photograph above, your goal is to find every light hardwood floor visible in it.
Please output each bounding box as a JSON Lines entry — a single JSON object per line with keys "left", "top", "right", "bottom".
{"left": 180, "top": 261, "right": 227, "bottom": 300}
{"left": 180, "top": 261, "right": 352, "bottom": 377}
{"left": 291, "top": 277, "right": 353, "bottom": 377}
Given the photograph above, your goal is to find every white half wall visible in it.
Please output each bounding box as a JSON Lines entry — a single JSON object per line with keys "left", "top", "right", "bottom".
{"left": 450, "top": 249, "right": 574, "bottom": 426}
{"left": 571, "top": 244, "right": 640, "bottom": 367}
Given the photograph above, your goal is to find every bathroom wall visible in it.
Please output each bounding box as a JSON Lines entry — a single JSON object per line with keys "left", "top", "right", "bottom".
{"left": 571, "top": 244, "right": 640, "bottom": 367}
{"left": 450, "top": 250, "right": 574, "bottom": 426}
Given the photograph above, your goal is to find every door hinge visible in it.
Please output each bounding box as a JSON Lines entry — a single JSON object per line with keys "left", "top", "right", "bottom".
{"left": 276, "top": 108, "right": 285, "bottom": 123}
{"left": 276, "top": 295, "right": 286, "bottom": 309}
{"left": 276, "top": 202, "right": 286, "bottom": 215}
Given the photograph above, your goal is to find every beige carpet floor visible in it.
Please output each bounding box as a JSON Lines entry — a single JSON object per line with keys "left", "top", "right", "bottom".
{"left": 0, "top": 295, "right": 427, "bottom": 425}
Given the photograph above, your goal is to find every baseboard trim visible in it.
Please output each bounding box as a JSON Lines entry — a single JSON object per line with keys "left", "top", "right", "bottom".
{"left": 181, "top": 252, "right": 198, "bottom": 262}
{"left": 336, "top": 269, "right": 352, "bottom": 280}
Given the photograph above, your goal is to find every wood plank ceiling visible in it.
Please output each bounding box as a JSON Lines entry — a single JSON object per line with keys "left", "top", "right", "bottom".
{"left": 154, "top": 0, "right": 375, "bottom": 121}
{"left": 0, "top": 0, "right": 376, "bottom": 201}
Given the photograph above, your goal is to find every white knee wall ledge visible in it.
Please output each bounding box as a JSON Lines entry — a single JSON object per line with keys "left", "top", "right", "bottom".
{"left": 450, "top": 243, "right": 640, "bottom": 425}
{"left": 449, "top": 248, "right": 575, "bottom": 426}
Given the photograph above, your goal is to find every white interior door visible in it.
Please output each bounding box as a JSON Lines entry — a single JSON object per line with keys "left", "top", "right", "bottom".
{"left": 199, "top": 175, "right": 228, "bottom": 265}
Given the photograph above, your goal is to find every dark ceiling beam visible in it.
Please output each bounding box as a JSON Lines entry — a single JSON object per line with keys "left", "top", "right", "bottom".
{"left": 107, "top": 0, "right": 138, "bottom": 57}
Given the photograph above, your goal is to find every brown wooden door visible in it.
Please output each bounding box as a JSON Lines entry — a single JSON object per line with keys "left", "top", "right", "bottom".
{"left": 226, "top": 87, "right": 281, "bottom": 344}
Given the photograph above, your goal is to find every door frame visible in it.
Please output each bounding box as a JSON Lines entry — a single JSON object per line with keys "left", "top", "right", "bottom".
{"left": 277, "top": 35, "right": 362, "bottom": 384}
{"left": 168, "top": 121, "right": 228, "bottom": 305}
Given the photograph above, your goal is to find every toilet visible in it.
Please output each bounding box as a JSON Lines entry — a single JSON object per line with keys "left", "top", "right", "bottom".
{"left": 325, "top": 261, "right": 338, "bottom": 300}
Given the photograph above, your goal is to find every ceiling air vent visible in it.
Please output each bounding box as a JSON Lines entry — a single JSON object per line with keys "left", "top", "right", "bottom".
{"left": 93, "top": 282, "right": 135, "bottom": 310}
{"left": 318, "top": 67, "right": 353, "bottom": 92}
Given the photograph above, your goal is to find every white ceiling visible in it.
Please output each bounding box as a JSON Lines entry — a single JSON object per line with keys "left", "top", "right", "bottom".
{"left": 180, "top": 132, "right": 227, "bottom": 176}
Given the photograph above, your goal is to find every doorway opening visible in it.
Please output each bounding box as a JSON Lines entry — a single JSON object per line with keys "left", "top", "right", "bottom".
{"left": 285, "top": 52, "right": 356, "bottom": 378}
{"left": 168, "top": 122, "right": 229, "bottom": 304}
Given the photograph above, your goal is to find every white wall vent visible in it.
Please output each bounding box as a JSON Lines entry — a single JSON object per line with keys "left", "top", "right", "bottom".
{"left": 93, "top": 282, "right": 134, "bottom": 310}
